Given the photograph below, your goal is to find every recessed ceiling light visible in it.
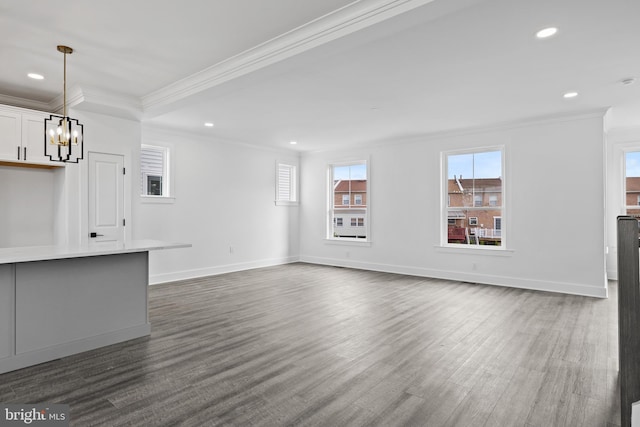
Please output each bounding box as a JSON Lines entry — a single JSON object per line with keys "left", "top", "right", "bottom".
{"left": 27, "top": 73, "right": 44, "bottom": 80}
{"left": 536, "top": 27, "right": 558, "bottom": 39}
{"left": 289, "top": 141, "right": 298, "bottom": 145}
{"left": 204, "top": 122, "right": 214, "bottom": 127}
{"left": 563, "top": 91, "right": 579, "bottom": 99}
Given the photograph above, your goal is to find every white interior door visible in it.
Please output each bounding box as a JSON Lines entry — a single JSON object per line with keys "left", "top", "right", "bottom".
{"left": 89, "top": 152, "right": 125, "bottom": 243}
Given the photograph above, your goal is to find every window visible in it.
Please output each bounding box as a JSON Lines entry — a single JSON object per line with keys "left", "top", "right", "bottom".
{"left": 445, "top": 148, "right": 504, "bottom": 247}
{"left": 329, "top": 161, "right": 368, "bottom": 240}
{"left": 141, "top": 145, "right": 170, "bottom": 197}
{"left": 147, "top": 175, "right": 162, "bottom": 196}
{"left": 494, "top": 217, "right": 502, "bottom": 235}
{"left": 276, "top": 162, "right": 298, "bottom": 205}
{"left": 336, "top": 218, "right": 343, "bottom": 227}
{"left": 625, "top": 151, "right": 640, "bottom": 217}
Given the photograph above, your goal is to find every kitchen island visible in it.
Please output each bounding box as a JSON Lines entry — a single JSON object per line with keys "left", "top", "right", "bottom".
{"left": 0, "top": 240, "right": 190, "bottom": 374}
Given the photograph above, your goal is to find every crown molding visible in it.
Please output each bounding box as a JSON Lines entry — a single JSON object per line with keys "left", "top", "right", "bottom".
{"left": 0, "top": 94, "right": 51, "bottom": 112}
{"left": 47, "top": 85, "right": 85, "bottom": 114}
{"left": 302, "top": 108, "right": 610, "bottom": 154}
{"left": 142, "top": 122, "right": 297, "bottom": 155}
{"left": 47, "top": 85, "right": 142, "bottom": 121}
{"left": 141, "top": 0, "right": 437, "bottom": 115}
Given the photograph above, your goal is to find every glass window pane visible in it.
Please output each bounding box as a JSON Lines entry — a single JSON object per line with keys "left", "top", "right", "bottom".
{"left": 330, "top": 162, "right": 367, "bottom": 239}
{"left": 626, "top": 152, "right": 640, "bottom": 211}
{"left": 446, "top": 149, "right": 503, "bottom": 247}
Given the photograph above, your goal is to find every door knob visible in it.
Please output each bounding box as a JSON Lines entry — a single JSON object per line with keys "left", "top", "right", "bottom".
{"left": 89, "top": 232, "right": 105, "bottom": 238}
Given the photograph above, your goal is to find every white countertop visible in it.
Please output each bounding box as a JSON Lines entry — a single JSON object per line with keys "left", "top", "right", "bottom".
{"left": 0, "top": 240, "right": 191, "bottom": 264}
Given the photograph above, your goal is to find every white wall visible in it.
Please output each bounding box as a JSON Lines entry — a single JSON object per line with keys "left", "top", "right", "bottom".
{"left": 299, "top": 112, "right": 608, "bottom": 297}
{"left": 63, "top": 110, "right": 140, "bottom": 246}
{"left": 0, "top": 165, "right": 64, "bottom": 248}
{"left": 1, "top": 104, "right": 610, "bottom": 297}
{"left": 136, "top": 126, "right": 300, "bottom": 284}
{"left": 29, "top": 110, "right": 300, "bottom": 284}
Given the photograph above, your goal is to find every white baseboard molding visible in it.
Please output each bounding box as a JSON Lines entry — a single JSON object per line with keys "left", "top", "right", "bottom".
{"left": 149, "top": 256, "right": 300, "bottom": 285}
{"left": 299, "top": 255, "right": 608, "bottom": 298}
{"left": 0, "top": 324, "right": 150, "bottom": 375}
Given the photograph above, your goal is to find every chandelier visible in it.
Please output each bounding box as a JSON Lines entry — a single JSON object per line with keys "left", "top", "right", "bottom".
{"left": 44, "top": 45, "right": 84, "bottom": 163}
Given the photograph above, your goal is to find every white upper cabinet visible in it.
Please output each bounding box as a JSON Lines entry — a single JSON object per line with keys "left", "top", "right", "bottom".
{"left": 0, "top": 105, "right": 55, "bottom": 165}
{"left": 0, "top": 109, "right": 21, "bottom": 160}
{"left": 22, "top": 112, "right": 50, "bottom": 164}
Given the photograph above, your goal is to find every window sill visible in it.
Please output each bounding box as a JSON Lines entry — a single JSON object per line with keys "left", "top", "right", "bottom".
{"left": 275, "top": 201, "right": 299, "bottom": 206}
{"left": 325, "top": 238, "right": 372, "bottom": 247}
{"left": 141, "top": 196, "right": 176, "bottom": 204}
{"left": 434, "top": 245, "right": 514, "bottom": 256}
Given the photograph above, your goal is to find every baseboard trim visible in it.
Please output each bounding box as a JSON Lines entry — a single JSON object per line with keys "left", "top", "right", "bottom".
{"left": 149, "top": 256, "right": 300, "bottom": 284}
{"left": 299, "top": 255, "right": 608, "bottom": 298}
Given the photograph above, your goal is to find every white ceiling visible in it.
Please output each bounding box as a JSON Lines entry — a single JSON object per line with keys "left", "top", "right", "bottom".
{"left": 1, "top": 0, "right": 639, "bottom": 152}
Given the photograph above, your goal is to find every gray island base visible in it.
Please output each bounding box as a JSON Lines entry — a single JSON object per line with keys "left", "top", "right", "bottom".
{"left": 0, "top": 240, "right": 189, "bottom": 374}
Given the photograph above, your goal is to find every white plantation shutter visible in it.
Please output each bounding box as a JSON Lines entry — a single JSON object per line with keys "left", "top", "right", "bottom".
{"left": 276, "top": 163, "right": 297, "bottom": 204}
{"left": 141, "top": 145, "right": 168, "bottom": 196}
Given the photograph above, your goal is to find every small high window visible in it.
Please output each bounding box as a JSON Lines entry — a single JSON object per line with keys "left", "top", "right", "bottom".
{"left": 276, "top": 162, "right": 298, "bottom": 206}
{"left": 141, "top": 145, "right": 170, "bottom": 197}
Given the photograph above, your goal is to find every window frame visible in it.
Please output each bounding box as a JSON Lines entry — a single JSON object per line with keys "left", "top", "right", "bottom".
{"left": 140, "top": 144, "right": 174, "bottom": 203}
{"left": 494, "top": 216, "right": 502, "bottom": 233}
{"left": 442, "top": 146, "right": 506, "bottom": 249}
{"left": 275, "top": 162, "right": 299, "bottom": 206}
{"left": 327, "top": 159, "right": 370, "bottom": 244}
{"left": 623, "top": 149, "right": 640, "bottom": 217}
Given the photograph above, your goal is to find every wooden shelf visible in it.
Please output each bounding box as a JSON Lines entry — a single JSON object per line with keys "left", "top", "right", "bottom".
{"left": 0, "top": 159, "right": 65, "bottom": 169}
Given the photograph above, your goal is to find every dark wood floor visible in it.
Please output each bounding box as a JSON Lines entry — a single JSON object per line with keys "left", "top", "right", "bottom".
{"left": 0, "top": 263, "right": 620, "bottom": 426}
